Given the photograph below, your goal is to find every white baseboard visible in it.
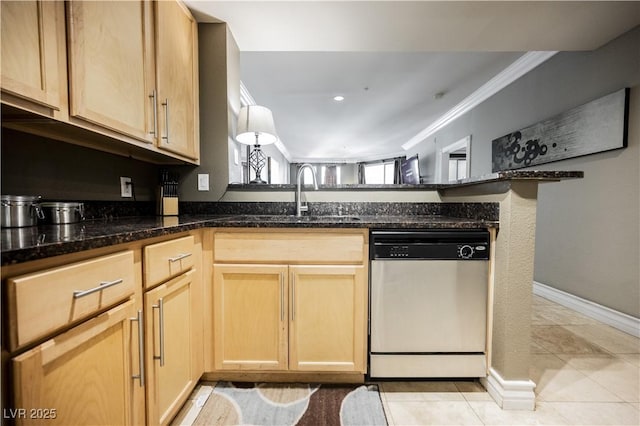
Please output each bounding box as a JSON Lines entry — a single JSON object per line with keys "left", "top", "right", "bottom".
{"left": 480, "top": 367, "right": 536, "bottom": 411}
{"left": 533, "top": 281, "right": 640, "bottom": 338}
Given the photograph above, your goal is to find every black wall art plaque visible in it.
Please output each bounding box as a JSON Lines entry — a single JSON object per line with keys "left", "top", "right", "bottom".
{"left": 491, "top": 88, "right": 629, "bottom": 172}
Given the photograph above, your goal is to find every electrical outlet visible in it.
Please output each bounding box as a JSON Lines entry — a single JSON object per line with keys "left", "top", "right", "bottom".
{"left": 120, "top": 177, "right": 132, "bottom": 198}
{"left": 197, "top": 174, "right": 210, "bottom": 191}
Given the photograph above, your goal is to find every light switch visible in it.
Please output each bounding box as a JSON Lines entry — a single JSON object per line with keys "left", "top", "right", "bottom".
{"left": 197, "top": 174, "right": 210, "bottom": 191}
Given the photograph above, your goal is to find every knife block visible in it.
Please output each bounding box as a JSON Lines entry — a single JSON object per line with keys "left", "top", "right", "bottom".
{"left": 157, "top": 187, "right": 179, "bottom": 216}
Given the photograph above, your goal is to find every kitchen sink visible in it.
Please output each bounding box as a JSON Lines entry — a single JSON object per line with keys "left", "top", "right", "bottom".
{"left": 293, "top": 215, "right": 362, "bottom": 222}
{"left": 227, "top": 214, "right": 362, "bottom": 223}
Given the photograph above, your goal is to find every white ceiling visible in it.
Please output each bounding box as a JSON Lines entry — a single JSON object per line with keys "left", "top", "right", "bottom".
{"left": 184, "top": 1, "right": 640, "bottom": 162}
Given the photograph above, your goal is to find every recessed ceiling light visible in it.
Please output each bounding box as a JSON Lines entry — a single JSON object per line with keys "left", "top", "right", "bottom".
{"left": 333, "top": 95, "right": 345, "bottom": 102}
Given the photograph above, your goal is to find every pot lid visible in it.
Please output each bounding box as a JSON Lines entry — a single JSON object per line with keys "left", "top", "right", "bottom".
{"left": 1, "top": 195, "right": 41, "bottom": 204}
{"left": 40, "top": 202, "right": 84, "bottom": 208}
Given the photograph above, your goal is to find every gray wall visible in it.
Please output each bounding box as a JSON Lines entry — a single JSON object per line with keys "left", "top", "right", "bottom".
{"left": 1, "top": 128, "right": 159, "bottom": 201}
{"left": 178, "top": 23, "right": 291, "bottom": 193}
{"left": 176, "top": 23, "right": 240, "bottom": 201}
{"left": 417, "top": 26, "right": 640, "bottom": 317}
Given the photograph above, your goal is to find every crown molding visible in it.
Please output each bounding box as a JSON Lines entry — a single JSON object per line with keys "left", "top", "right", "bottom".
{"left": 290, "top": 149, "right": 408, "bottom": 164}
{"left": 239, "top": 81, "right": 256, "bottom": 106}
{"left": 401, "top": 51, "right": 558, "bottom": 151}
{"left": 273, "top": 139, "right": 292, "bottom": 162}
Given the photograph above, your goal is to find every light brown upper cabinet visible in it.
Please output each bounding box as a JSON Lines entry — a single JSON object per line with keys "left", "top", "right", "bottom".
{"left": 0, "top": 0, "right": 67, "bottom": 116}
{"left": 2, "top": 0, "right": 199, "bottom": 164}
{"left": 62, "top": 0, "right": 199, "bottom": 163}
{"left": 155, "top": 0, "right": 199, "bottom": 160}
{"left": 66, "top": 1, "right": 155, "bottom": 143}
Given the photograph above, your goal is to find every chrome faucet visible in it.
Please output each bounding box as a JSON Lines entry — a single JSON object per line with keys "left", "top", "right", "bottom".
{"left": 295, "top": 163, "right": 318, "bottom": 216}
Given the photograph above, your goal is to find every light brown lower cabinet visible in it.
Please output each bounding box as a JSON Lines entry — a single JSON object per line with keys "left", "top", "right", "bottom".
{"left": 144, "top": 269, "right": 198, "bottom": 425}
{"left": 213, "top": 264, "right": 366, "bottom": 374}
{"left": 6, "top": 232, "right": 204, "bottom": 426}
{"left": 289, "top": 265, "right": 366, "bottom": 373}
{"left": 213, "top": 264, "right": 289, "bottom": 371}
{"left": 11, "top": 299, "right": 145, "bottom": 425}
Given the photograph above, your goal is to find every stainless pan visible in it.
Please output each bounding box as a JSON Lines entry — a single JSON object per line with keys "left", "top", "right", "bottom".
{"left": 40, "top": 202, "right": 85, "bottom": 224}
{"left": 1, "top": 195, "right": 43, "bottom": 227}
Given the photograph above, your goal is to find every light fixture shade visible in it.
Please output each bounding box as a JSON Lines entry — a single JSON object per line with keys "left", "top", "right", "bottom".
{"left": 236, "top": 105, "right": 278, "bottom": 145}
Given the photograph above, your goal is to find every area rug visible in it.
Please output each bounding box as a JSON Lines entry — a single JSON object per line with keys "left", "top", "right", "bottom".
{"left": 192, "top": 382, "right": 388, "bottom": 426}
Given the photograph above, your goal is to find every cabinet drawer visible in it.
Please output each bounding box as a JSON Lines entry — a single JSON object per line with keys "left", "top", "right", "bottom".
{"left": 214, "top": 231, "right": 365, "bottom": 264}
{"left": 7, "top": 251, "right": 135, "bottom": 350}
{"left": 144, "top": 235, "right": 195, "bottom": 288}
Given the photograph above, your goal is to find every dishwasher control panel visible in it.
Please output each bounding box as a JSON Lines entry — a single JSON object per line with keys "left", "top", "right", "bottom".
{"left": 371, "top": 229, "right": 490, "bottom": 260}
{"left": 457, "top": 244, "right": 488, "bottom": 259}
{"left": 388, "top": 245, "right": 410, "bottom": 257}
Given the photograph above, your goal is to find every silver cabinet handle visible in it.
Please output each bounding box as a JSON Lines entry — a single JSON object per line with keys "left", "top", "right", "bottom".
{"left": 162, "top": 98, "right": 169, "bottom": 143}
{"left": 168, "top": 252, "right": 192, "bottom": 263}
{"left": 153, "top": 298, "right": 165, "bottom": 366}
{"left": 73, "top": 278, "right": 123, "bottom": 298}
{"left": 291, "top": 273, "right": 296, "bottom": 321}
{"left": 280, "top": 273, "right": 284, "bottom": 322}
{"left": 130, "top": 310, "right": 145, "bottom": 387}
{"left": 34, "top": 205, "right": 45, "bottom": 220}
{"left": 149, "top": 90, "right": 157, "bottom": 136}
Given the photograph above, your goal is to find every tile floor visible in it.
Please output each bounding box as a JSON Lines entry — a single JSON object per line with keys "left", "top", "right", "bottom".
{"left": 380, "top": 295, "right": 639, "bottom": 425}
{"left": 174, "top": 295, "right": 640, "bottom": 425}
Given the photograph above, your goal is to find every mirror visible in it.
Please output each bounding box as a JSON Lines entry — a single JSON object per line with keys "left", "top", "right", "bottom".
{"left": 180, "top": 1, "right": 636, "bottom": 188}
{"left": 233, "top": 50, "right": 528, "bottom": 186}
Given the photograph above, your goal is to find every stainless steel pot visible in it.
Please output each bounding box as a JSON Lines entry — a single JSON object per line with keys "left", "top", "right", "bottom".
{"left": 1, "top": 195, "right": 44, "bottom": 228}
{"left": 40, "top": 202, "right": 85, "bottom": 224}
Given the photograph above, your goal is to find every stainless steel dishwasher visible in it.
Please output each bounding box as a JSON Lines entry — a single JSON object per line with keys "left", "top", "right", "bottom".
{"left": 369, "top": 229, "right": 490, "bottom": 378}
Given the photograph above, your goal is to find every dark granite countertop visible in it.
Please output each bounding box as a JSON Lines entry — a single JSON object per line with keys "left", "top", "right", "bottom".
{"left": 227, "top": 170, "right": 584, "bottom": 191}
{"left": 2, "top": 171, "right": 583, "bottom": 266}
{"left": 1, "top": 214, "right": 497, "bottom": 266}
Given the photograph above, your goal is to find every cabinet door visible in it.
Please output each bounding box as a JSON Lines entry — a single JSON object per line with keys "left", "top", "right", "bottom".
{"left": 12, "top": 300, "right": 142, "bottom": 426}
{"left": 213, "top": 264, "right": 288, "bottom": 371}
{"left": 0, "top": 0, "right": 65, "bottom": 110}
{"left": 145, "top": 270, "right": 197, "bottom": 426}
{"left": 155, "top": 0, "right": 198, "bottom": 160}
{"left": 67, "top": 0, "right": 154, "bottom": 142}
{"left": 289, "top": 265, "right": 367, "bottom": 373}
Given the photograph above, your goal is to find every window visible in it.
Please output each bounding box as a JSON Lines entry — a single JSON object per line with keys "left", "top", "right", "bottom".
{"left": 321, "top": 165, "right": 341, "bottom": 185}
{"left": 364, "top": 162, "right": 395, "bottom": 184}
{"left": 302, "top": 166, "right": 316, "bottom": 185}
{"left": 301, "top": 164, "right": 341, "bottom": 185}
{"left": 269, "top": 158, "right": 281, "bottom": 184}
